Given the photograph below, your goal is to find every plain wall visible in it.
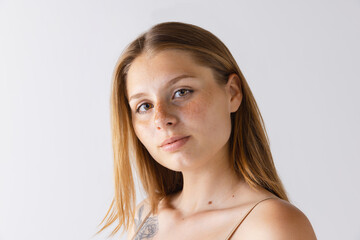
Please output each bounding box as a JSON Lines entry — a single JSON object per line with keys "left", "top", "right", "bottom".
{"left": 1, "top": 0, "right": 359, "bottom": 239}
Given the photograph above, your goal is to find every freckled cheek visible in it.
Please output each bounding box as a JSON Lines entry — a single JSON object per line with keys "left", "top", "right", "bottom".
{"left": 181, "top": 95, "right": 211, "bottom": 121}
{"left": 132, "top": 118, "right": 155, "bottom": 146}
{"left": 181, "top": 91, "right": 229, "bottom": 139}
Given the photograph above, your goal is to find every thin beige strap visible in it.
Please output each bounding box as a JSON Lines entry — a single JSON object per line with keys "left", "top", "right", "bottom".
{"left": 224, "top": 197, "right": 275, "bottom": 240}
{"left": 131, "top": 210, "right": 152, "bottom": 240}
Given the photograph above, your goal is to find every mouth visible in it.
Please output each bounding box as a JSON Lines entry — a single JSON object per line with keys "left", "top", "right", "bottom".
{"left": 160, "top": 136, "right": 190, "bottom": 152}
{"left": 160, "top": 135, "right": 190, "bottom": 147}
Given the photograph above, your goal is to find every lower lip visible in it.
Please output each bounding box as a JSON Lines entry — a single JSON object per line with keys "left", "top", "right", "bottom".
{"left": 161, "top": 136, "right": 190, "bottom": 152}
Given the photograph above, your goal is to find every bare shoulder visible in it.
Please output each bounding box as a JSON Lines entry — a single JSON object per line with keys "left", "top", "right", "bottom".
{"left": 127, "top": 198, "right": 151, "bottom": 240}
{"left": 233, "top": 198, "right": 317, "bottom": 240}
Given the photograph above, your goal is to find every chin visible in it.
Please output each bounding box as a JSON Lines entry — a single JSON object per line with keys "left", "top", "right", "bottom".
{"left": 160, "top": 156, "right": 203, "bottom": 172}
{"left": 157, "top": 160, "right": 187, "bottom": 172}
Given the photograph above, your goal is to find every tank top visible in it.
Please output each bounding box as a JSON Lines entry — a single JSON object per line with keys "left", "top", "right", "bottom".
{"left": 131, "top": 197, "right": 275, "bottom": 240}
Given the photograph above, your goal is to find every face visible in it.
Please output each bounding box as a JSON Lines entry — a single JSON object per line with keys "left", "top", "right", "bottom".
{"left": 126, "top": 50, "right": 241, "bottom": 172}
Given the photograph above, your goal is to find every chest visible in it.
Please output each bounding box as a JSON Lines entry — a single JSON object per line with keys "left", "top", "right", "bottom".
{"left": 149, "top": 208, "right": 245, "bottom": 240}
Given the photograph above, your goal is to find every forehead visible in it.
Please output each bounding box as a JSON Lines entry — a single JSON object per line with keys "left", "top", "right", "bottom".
{"left": 127, "top": 50, "right": 201, "bottom": 80}
{"left": 126, "top": 49, "right": 210, "bottom": 95}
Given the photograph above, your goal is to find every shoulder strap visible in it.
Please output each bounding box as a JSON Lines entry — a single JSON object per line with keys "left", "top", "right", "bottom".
{"left": 224, "top": 197, "right": 275, "bottom": 240}
{"left": 131, "top": 210, "right": 152, "bottom": 240}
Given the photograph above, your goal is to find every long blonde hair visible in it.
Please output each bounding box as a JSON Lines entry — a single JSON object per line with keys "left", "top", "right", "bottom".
{"left": 97, "top": 21, "right": 288, "bottom": 236}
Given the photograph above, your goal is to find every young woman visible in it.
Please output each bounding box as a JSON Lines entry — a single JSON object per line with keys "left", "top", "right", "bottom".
{"left": 98, "top": 22, "right": 317, "bottom": 240}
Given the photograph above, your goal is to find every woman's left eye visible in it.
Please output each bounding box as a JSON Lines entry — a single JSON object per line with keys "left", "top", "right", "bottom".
{"left": 173, "top": 89, "right": 193, "bottom": 98}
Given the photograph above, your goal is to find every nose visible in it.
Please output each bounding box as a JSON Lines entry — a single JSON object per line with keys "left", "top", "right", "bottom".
{"left": 154, "top": 102, "right": 177, "bottom": 130}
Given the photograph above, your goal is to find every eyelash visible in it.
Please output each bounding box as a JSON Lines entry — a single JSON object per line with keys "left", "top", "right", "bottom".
{"left": 135, "top": 89, "right": 194, "bottom": 114}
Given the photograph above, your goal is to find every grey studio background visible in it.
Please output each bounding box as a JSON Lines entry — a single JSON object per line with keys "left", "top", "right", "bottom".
{"left": 0, "top": 0, "right": 359, "bottom": 239}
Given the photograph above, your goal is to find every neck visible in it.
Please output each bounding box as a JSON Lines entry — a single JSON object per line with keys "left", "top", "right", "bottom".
{"left": 171, "top": 148, "right": 245, "bottom": 216}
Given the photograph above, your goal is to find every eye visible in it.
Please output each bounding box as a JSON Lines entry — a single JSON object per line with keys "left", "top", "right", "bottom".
{"left": 135, "top": 89, "right": 193, "bottom": 114}
{"left": 136, "top": 102, "right": 153, "bottom": 114}
{"left": 173, "top": 89, "right": 193, "bottom": 99}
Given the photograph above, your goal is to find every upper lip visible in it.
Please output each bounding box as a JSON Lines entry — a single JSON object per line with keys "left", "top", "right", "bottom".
{"left": 160, "top": 136, "right": 189, "bottom": 147}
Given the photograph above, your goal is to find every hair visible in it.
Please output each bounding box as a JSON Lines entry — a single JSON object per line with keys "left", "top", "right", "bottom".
{"left": 97, "top": 21, "right": 288, "bottom": 237}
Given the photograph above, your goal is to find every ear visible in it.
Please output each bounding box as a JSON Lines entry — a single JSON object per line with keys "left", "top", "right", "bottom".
{"left": 225, "top": 73, "right": 242, "bottom": 113}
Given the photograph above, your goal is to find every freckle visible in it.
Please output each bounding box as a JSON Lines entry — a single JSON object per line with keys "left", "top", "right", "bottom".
{"left": 184, "top": 96, "right": 207, "bottom": 117}
{"left": 208, "top": 201, "right": 212, "bottom": 204}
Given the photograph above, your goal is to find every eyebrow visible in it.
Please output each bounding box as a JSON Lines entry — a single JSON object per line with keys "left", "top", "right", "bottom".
{"left": 128, "top": 74, "right": 195, "bottom": 102}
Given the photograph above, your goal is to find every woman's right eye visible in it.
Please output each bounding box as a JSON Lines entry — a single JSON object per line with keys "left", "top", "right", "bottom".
{"left": 136, "top": 103, "right": 153, "bottom": 114}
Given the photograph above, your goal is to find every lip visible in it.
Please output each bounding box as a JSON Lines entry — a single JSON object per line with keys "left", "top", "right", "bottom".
{"left": 160, "top": 136, "right": 189, "bottom": 147}
{"left": 160, "top": 136, "right": 190, "bottom": 152}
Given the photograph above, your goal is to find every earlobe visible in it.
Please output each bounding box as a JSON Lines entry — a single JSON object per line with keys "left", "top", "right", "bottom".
{"left": 226, "top": 73, "right": 242, "bottom": 113}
